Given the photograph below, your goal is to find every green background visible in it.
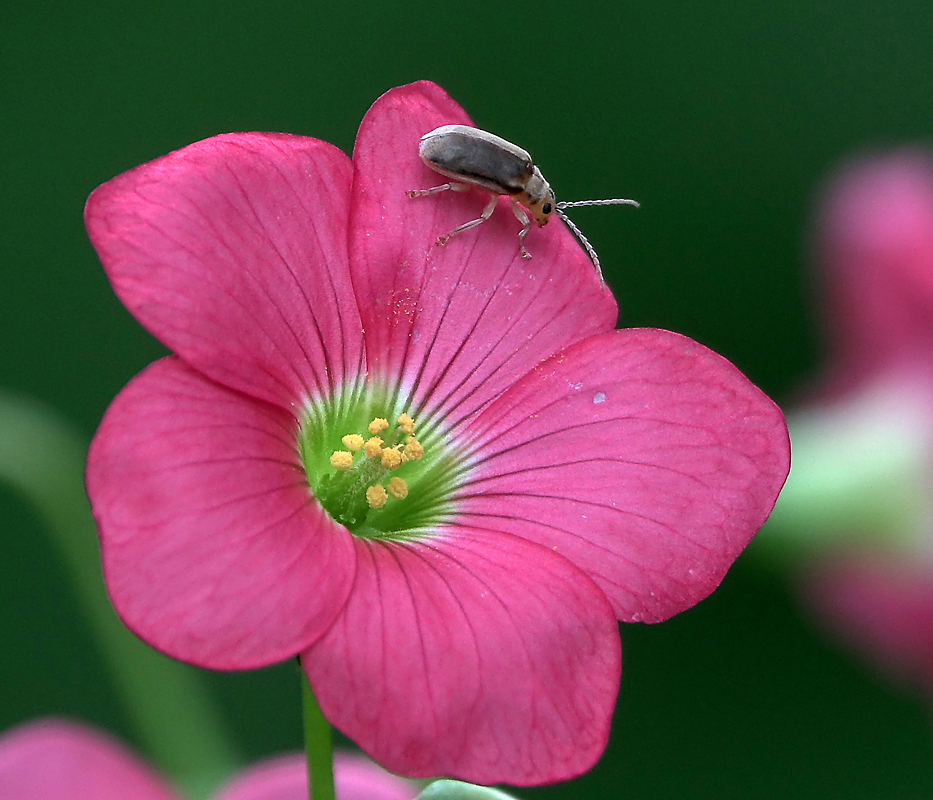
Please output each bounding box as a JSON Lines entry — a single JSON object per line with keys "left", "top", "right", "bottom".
{"left": 3, "top": 1, "right": 933, "bottom": 797}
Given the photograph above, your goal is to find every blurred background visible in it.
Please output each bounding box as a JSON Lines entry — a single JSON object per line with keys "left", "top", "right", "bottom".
{"left": 3, "top": 1, "right": 933, "bottom": 797}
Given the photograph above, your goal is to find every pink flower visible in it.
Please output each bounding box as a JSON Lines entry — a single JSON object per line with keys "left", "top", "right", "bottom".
{"left": 0, "top": 720, "right": 178, "bottom": 800}
{"left": 85, "top": 81, "right": 789, "bottom": 784}
{"left": 795, "top": 150, "right": 933, "bottom": 688}
{"left": 812, "top": 150, "right": 933, "bottom": 396}
{"left": 804, "top": 554, "right": 933, "bottom": 694}
{"left": 217, "top": 753, "right": 416, "bottom": 800}
{"left": 0, "top": 719, "right": 416, "bottom": 800}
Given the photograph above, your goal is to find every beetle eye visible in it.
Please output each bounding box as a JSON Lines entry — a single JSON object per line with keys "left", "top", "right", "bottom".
{"left": 542, "top": 202, "right": 552, "bottom": 214}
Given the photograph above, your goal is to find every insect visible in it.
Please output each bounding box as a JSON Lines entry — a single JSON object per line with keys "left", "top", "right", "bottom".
{"left": 406, "top": 124, "right": 639, "bottom": 284}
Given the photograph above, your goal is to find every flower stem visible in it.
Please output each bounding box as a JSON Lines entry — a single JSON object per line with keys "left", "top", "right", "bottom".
{"left": 300, "top": 663, "right": 335, "bottom": 800}
{"left": 0, "top": 394, "right": 239, "bottom": 799}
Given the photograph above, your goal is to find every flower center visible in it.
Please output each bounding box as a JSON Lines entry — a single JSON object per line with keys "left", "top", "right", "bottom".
{"left": 298, "top": 389, "right": 464, "bottom": 540}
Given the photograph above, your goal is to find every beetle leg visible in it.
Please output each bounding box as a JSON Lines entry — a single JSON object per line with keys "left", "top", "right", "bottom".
{"left": 436, "top": 195, "right": 498, "bottom": 247}
{"left": 510, "top": 199, "right": 533, "bottom": 259}
{"left": 406, "top": 182, "right": 470, "bottom": 199}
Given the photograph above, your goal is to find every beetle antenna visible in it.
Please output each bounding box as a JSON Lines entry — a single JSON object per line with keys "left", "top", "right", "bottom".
{"left": 556, "top": 197, "right": 640, "bottom": 210}
{"left": 555, "top": 207, "right": 606, "bottom": 286}
{"left": 555, "top": 198, "right": 639, "bottom": 287}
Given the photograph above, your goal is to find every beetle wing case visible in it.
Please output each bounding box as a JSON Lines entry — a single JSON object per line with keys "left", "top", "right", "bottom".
{"left": 419, "top": 125, "right": 534, "bottom": 196}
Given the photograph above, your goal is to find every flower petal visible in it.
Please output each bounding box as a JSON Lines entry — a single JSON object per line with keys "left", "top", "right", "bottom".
{"left": 0, "top": 719, "right": 177, "bottom": 800}
{"left": 349, "top": 81, "right": 619, "bottom": 426}
{"left": 85, "top": 133, "right": 364, "bottom": 410}
{"left": 212, "top": 752, "right": 418, "bottom": 800}
{"left": 302, "top": 530, "right": 620, "bottom": 786}
{"left": 457, "top": 328, "right": 790, "bottom": 623}
{"left": 86, "top": 357, "right": 355, "bottom": 669}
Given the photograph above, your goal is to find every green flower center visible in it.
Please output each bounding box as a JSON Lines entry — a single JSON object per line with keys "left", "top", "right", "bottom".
{"left": 298, "top": 385, "right": 465, "bottom": 540}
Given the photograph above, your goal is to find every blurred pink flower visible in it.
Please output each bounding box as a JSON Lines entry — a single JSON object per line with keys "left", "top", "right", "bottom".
{"left": 84, "top": 81, "right": 789, "bottom": 784}
{"left": 0, "top": 719, "right": 415, "bottom": 800}
{"left": 0, "top": 720, "right": 178, "bottom": 800}
{"left": 812, "top": 150, "right": 933, "bottom": 396}
{"left": 799, "top": 150, "right": 933, "bottom": 688}
{"left": 216, "top": 752, "right": 416, "bottom": 800}
{"left": 805, "top": 554, "right": 933, "bottom": 693}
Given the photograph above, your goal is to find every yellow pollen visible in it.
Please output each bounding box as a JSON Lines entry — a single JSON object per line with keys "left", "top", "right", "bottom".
{"left": 363, "top": 437, "right": 384, "bottom": 458}
{"left": 341, "top": 434, "right": 364, "bottom": 452}
{"left": 387, "top": 477, "right": 408, "bottom": 499}
{"left": 329, "top": 450, "right": 354, "bottom": 470}
{"left": 403, "top": 436, "right": 424, "bottom": 461}
{"left": 366, "top": 484, "right": 388, "bottom": 508}
{"left": 381, "top": 447, "right": 403, "bottom": 469}
{"left": 368, "top": 418, "right": 390, "bottom": 435}
{"left": 397, "top": 414, "right": 416, "bottom": 435}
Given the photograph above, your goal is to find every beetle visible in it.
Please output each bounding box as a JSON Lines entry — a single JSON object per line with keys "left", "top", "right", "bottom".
{"left": 406, "top": 124, "right": 638, "bottom": 284}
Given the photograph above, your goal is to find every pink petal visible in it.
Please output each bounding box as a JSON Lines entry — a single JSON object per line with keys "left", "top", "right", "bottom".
{"left": 0, "top": 719, "right": 178, "bottom": 800}
{"left": 85, "top": 132, "right": 364, "bottom": 411}
{"left": 302, "top": 530, "right": 621, "bottom": 786}
{"left": 212, "top": 752, "right": 418, "bottom": 800}
{"left": 349, "top": 81, "right": 619, "bottom": 426}
{"left": 458, "top": 328, "right": 790, "bottom": 623}
{"left": 804, "top": 552, "right": 933, "bottom": 694}
{"left": 815, "top": 150, "right": 933, "bottom": 390}
{"left": 86, "top": 357, "right": 355, "bottom": 669}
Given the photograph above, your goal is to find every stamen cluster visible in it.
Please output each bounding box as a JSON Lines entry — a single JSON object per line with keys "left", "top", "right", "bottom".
{"left": 326, "top": 414, "right": 424, "bottom": 516}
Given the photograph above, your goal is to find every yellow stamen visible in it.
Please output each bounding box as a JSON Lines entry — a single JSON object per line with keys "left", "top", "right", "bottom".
{"left": 403, "top": 436, "right": 424, "bottom": 461}
{"left": 368, "top": 418, "right": 390, "bottom": 435}
{"left": 329, "top": 451, "right": 354, "bottom": 470}
{"left": 342, "top": 434, "right": 365, "bottom": 452}
{"left": 366, "top": 484, "right": 388, "bottom": 508}
{"left": 387, "top": 477, "right": 408, "bottom": 499}
{"left": 397, "top": 414, "right": 416, "bottom": 435}
{"left": 381, "top": 447, "right": 403, "bottom": 469}
{"left": 363, "top": 437, "right": 384, "bottom": 458}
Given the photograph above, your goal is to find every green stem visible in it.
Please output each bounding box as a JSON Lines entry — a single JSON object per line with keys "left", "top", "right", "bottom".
{"left": 300, "top": 662, "right": 335, "bottom": 800}
{"left": 0, "top": 394, "right": 240, "bottom": 799}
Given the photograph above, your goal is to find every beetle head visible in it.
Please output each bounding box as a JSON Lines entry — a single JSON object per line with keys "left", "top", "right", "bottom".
{"left": 522, "top": 167, "right": 557, "bottom": 226}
